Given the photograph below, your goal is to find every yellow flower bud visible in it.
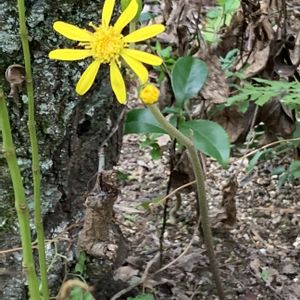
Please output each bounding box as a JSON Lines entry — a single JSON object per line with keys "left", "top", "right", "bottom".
{"left": 139, "top": 84, "right": 160, "bottom": 105}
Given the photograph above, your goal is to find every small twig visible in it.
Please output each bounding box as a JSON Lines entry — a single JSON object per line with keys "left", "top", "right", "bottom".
{"left": 153, "top": 216, "right": 201, "bottom": 276}
{"left": 111, "top": 215, "right": 201, "bottom": 300}
{"left": 188, "top": 282, "right": 203, "bottom": 300}
{"left": 150, "top": 180, "right": 196, "bottom": 208}
{"left": 236, "top": 104, "right": 259, "bottom": 174}
{"left": 239, "top": 137, "right": 300, "bottom": 160}
{"left": 248, "top": 270, "right": 283, "bottom": 300}
{"left": 0, "top": 221, "right": 81, "bottom": 255}
{"left": 97, "top": 108, "right": 126, "bottom": 174}
{"left": 159, "top": 197, "right": 169, "bottom": 266}
{"left": 110, "top": 253, "right": 160, "bottom": 300}
{"left": 99, "top": 108, "right": 126, "bottom": 151}
{"left": 113, "top": 217, "right": 136, "bottom": 229}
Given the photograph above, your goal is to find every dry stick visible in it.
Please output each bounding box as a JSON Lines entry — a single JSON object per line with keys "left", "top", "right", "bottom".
{"left": 17, "top": 0, "right": 49, "bottom": 298}
{"left": 0, "top": 89, "right": 40, "bottom": 299}
{"left": 159, "top": 140, "right": 176, "bottom": 265}
{"left": 148, "top": 104, "right": 225, "bottom": 299}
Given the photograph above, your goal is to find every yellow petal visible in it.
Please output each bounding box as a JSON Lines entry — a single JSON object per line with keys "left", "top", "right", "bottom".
{"left": 124, "top": 24, "right": 165, "bottom": 43}
{"left": 54, "top": 21, "right": 92, "bottom": 42}
{"left": 49, "top": 49, "right": 91, "bottom": 61}
{"left": 122, "top": 48, "right": 162, "bottom": 66}
{"left": 76, "top": 60, "right": 101, "bottom": 95}
{"left": 121, "top": 53, "right": 148, "bottom": 84}
{"left": 114, "top": 0, "right": 138, "bottom": 33}
{"left": 102, "top": 0, "right": 115, "bottom": 27}
{"left": 110, "top": 61, "right": 126, "bottom": 103}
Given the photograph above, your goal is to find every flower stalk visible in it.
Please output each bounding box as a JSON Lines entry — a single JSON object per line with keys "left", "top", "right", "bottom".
{"left": 17, "top": 0, "right": 49, "bottom": 299}
{"left": 0, "top": 89, "right": 40, "bottom": 299}
{"left": 148, "top": 104, "right": 225, "bottom": 300}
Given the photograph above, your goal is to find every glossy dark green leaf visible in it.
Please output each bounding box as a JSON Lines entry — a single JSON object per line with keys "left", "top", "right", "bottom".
{"left": 179, "top": 120, "right": 230, "bottom": 167}
{"left": 171, "top": 57, "right": 208, "bottom": 107}
{"left": 125, "top": 108, "right": 165, "bottom": 134}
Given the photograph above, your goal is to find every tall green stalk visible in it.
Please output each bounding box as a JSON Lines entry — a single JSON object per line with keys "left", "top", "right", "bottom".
{"left": 0, "top": 89, "right": 40, "bottom": 299}
{"left": 16, "top": 1, "right": 49, "bottom": 299}
{"left": 149, "top": 104, "right": 225, "bottom": 300}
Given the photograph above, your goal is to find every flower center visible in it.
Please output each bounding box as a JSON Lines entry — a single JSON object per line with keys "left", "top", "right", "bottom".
{"left": 86, "top": 25, "right": 124, "bottom": 63}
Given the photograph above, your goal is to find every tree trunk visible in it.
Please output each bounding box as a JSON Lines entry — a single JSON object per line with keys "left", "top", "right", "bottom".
{"left": 0, "top": 0, "right": 124, "bottom": 298}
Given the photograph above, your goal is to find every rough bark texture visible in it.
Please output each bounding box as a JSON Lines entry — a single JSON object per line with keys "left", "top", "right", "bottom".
{"left": 0, "top": 0, "right": 123, "bottom": 298}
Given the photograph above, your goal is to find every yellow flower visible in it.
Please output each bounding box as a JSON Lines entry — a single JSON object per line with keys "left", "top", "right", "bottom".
{"left": 49, "top": 0, "right": 165, "bottom": 104}
{"left": 139, "top": 83, "right": 159, "bottom": 105}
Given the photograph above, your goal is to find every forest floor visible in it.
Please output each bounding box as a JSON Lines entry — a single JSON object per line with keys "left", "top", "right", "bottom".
{"left": 109, "top": 1, "right": 300, "bottom": 299}
{"left": 113, "top": 132, "right": 300, "bottom": 300}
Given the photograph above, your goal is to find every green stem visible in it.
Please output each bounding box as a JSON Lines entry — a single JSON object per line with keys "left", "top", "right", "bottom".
{"left": 129, "top": 21, "right": 136, "bottom": 48}
{"left": 129, "top": 21, "right": 136, "bottom": 34}
{"left": 149, "top": 104, "right": 225, "bottom": 300}
{"left": 0, "top": 89, "right": 40, "bottom": 299}
{"left": 17, "top": 1, "right": 49, "bottom": 299}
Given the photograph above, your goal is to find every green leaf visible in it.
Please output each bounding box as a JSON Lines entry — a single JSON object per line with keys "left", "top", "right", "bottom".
{"left": 70, "top": 286, "right": 93, "bottom": 300}
{"left": 139, "top": 197, "right": 162, "bottom": 210}
{"left": 84, "top": 293, "right": 93, "bottom": 300}
{"left": 224, "top": 0, "right": 240, "bottom": 13}
{"left": 255, "top": 92, "right": 275, "bottom": 106}
{"left": 271, "top": 166, "right": 286, "bottom": 175}
{"left": 226, "top": 92, "right": 248, "bottom": 106}
{"left": 179, "top": 120, "right": 230, "bottom": 167}
{"left": 150, "top": 143, "right": 161, "bottom": 160}
{"left": 207, "top": 7, "right": 222, "bottom": 18}
{"left": 220, "top": 48, "right": 239, "bottom": 70}
{"left": 246, "top": 150, "right": 263, "bottom": 172}
{"left": 117, "top": 170, "right": 130, "bottom": 182}
{"left": 75, "top": 252, "right": 86, "bottom": 275}
{"left": 292, "top": 122, "right": 300, "bottom": 147}
{"left": 127, "top": 294, "right": 155, "bottom": 300}
{"left": 278, "top": 173, "right": 289, "bottom": 188}
{"left": 70, "top": 287, "right": 84, "bottom": 300}
{"left": 238, "top": 101, "right": 249, "bottom": 113}
{"left": 171, "top": 57, "right": 208, "bottom": 107}
{"left": 260, "top": 269, "right": 269, "bottom": 282}
{"left": 140, "top": 135, "right": 162, "bottom": 160}
{"left": 288, "top": 160, "right": 300, "bottom": 178}
{"left": 125, "top": 108, "right": 165, "bottom": 134}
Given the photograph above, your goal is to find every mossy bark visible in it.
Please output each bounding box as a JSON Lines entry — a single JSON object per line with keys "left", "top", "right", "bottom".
{"left": 0, "top": 0, "right": 123, "bottom": 298}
